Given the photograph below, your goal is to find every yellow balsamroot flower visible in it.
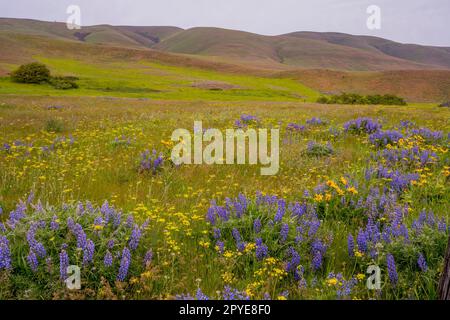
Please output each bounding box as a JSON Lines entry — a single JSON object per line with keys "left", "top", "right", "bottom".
{"left": 244, "top": 243, "right": 256, "bottom": 253}
{"left": 245, "top": 288, "right": 254, "bottom": 298}
{"left": 340, "top": 177, "right": 348, "bottom": 186}
{"left": 325, "top": 193, "right": 332, "bottom": 201}
{"left": 347, "top": 187, "right": 358, "bottom": 195}
{"left": 354, "top": 251, "right": 364, "bottom": 258}
{"left": 356, "top": 273, "right": 365, "bottom": 281}
{"left": 94, "top": 225, "right": 103, "bottom": 231}
{"left": 222, "top": 272, "right": 233, "bottom": 284}
{"left": 314, "top": 194, "right": 324, "bottom": 202}
{"left": 326, "top": 278, "right": 338, "bottom": 286}
{"left": 223, "top": 250, "right": 234, "bottom": 259}
{"left": 326, "top": 180, "right": 338, "bottom": 189}
{"left": 277, "top": 296, "right": 287, "bottom": 300}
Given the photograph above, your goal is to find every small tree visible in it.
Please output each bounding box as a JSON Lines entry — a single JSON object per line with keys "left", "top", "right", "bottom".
{"left": 10, "top": 63, "right": 51, "bottom": 84}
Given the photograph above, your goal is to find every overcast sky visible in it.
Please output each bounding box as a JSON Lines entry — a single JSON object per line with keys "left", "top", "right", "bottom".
{"left": 1, "top": 0, "right": 449, "bottom": 46}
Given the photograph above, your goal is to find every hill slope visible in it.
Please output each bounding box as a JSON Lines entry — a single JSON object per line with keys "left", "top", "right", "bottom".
{"left": 2, "top": 18, "right": 450, "bottom": 71}
{"left": 154, "top": 27, "right": 444, "bottom": 71}
{"left": 0, "top": 18, "right": 182, "bottom": 48}
{"left": 285, "top": 31, "right": 450, "bottom": 70}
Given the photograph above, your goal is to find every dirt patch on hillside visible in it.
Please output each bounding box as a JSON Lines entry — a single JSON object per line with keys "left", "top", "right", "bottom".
{"left": 278, "top": 69, "right": 450, "bottom": 103}
{"left": 191, "top": 81, "right": 242, "bottom": 90}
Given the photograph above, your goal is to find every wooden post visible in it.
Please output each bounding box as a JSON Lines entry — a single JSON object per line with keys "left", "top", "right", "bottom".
{"left": 438, "top": 236, "right": 450, "bottom": 300}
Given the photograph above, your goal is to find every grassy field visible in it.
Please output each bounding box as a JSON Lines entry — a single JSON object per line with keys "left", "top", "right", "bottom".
{"left": 0, "top": 57, "right": 319, "bottom": 102}
{"left": 0, "top": 20, "right": 449, "bottom": 300}
{"left": 0, "top": 91, "right": 449, "bottom": 299}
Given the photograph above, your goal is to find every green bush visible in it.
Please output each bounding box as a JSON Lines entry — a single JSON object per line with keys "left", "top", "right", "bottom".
{"left": 10, "top": 63, "right": 51, "bottom": 84}
{"left": 316, "top": 93, "right": 407, "bottom": 106}
{"left": 49, "top": 76, "right": 79, "bottom": 90}
{"left": 10, "top": 63, "right": 79, "bottom": 90}
{"left": 45, "top": 119, "right": 65, "bottom": 133}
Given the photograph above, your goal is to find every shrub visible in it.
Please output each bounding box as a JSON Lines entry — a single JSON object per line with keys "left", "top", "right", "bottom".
{"left": 10, "top": 63, "right": 51, "bottom": 84}
{"left": 49, "top": 76, "right": 79, "bottom": 90}
{"left": 316, "top": 96, "right": 329, "bottom": 104}
{"left": 317, "top": 93, "right": 407, "bottom": 106}
{"left": 304, "top": 141, "right": 334, "bottom": 157}
{"left": 45, "top": 119, "right": 65, "bottom": 133}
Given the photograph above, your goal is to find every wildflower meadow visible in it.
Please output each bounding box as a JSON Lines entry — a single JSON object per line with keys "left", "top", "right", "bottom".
{"left": 0, "top": 97, "right": 448, "bottom": 300}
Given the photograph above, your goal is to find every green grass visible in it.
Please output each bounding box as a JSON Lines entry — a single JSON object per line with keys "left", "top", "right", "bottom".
{"left": 0, "top": 57, "right": 320, "bottom": 102}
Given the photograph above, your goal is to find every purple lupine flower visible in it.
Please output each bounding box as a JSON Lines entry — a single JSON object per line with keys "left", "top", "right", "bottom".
{"left": 274, "top": 199, "right": 286, "bottom": 223}
{"left": 0, "top": 235, "right": 12, "bottom": 270}
{"left": 347, "top": 234, "right": 355, "bottom": 257}
{"left": 286, "top": 123, "right": 306, "bottom": 132}
{"left": 27, "top": 191, "right": 35, "bottom": 204}
{"left": 409, "top": 127, "right": 443, "bottom": 143}
{"left": 306, "top": 117, "right": 326, "bottom": 126}
{"left": 286, "top": 247, "right": 301, "bottom": 280}
{"left": 216, "top": 241, "right": 225, "bottom": 254}
{"left": 26, "top": 223, "right": 47, "bottom": 258}
{"left": 369, "top": 130, "right": 403, "bottom": 147}
{"left": 417, "top": 253, "right": 428, "bottom": 272}
{"left": 357, "top": 229, "right": 368, "bottom": 252}
{"left": 73, "top": 223, "right": 87, "bottom": 249}
{"left": 7, "top": 202, "right": 26, "bottom": 229}
{"left": 253, "top": 218, "right": 262, "bottom": 234}
{"left": 236, "top": 242, "right": 246, "bottom": 252}
{"left": 343, "top": 117, "right": 381, "bottom": 134}
{"left": 280, "top": 223, "right": 289, "bottom": 242}
{"left": 223, "top": 286, "right": 250, "bottom": 300}
{"left": 104, "top": 250, "right": 113, "bottom": 267}
{"left": 125, "top": 215, "right": 134, "bottom": 228}
{"left": 34, "top": 242, "right": 47, "bottom": 259}
{"left": 83, "top": 239, "right": 95, "bottom": 265}
{"left": 195, "top": 288, "right": 209, "bottom": 300}
{"left": 76, "top": 202, "right": 84, "bottom": 216}
{"left": 107, "top": 239, "right": 115, "bottom": 249}
{"left": 93, "top": 216, "right": 104, "bottom": 228}
{"left": 386, "top": 254, "right": 398, "bottom": 285}
{"left": 128, "top": 225, "right": 142, "bottom": 250}
{"left": 255, "top": 238, "right": 268, "bottom": 261}
{"left": 67, "top": 217, "right": 75, "bottom": 231}
{"left": 27, "top": 250, "right": 39, "bottom": 272}
{"left": 117, "top": 247, "right": 131, "bottom": 281}
{"left": 206, "top": 207, "right": 217, "bottom": 225}
{"left": 232, "top": 228, "right": 241, "bottom": 243}
{"left": 438, "top": 218, "right": 447, "bottom": 233}
{"left": 213, "top": 228, "right": 221, "bottom": 239}
{"left": 311, "top": 251, "right": 323, "bottom": 271}
{"left": 139, "top": 149, "right": 164, "bottom": 174}
{"left": 50, "top": 215, "right": 59, "bottom": 230}
{"left": 144, "top": 249, "right": 153, "bottom": 267}
{"left": 308, "top": 219, "right": 320, "bottom": 238}
{"left": 59, "top": 248, "right": 69, "bottom": 280}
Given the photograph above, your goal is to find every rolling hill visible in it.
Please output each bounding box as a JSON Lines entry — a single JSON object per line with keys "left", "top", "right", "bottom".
{"left": 153, "top": 27, "right": 449, "bottom": 71}
{"left": 0, "top": 18, "right": 449, "bottom": 102}
{"left": 2, "top": 18, "right": 450, "bottom": 71}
